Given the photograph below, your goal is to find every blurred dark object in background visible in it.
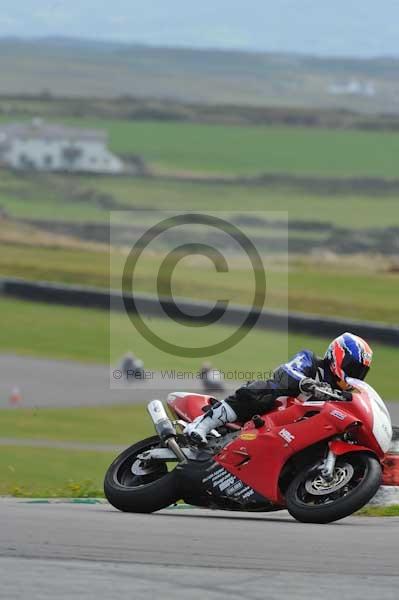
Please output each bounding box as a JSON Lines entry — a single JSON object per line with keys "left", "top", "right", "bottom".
{"left": 120, "top": 352, "right": 145, "bottom": 382}
{"left": 200, "top": 361, "right": 225, "bottom": 393}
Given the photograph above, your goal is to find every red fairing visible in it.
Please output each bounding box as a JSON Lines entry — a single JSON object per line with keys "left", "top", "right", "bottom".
{"left": 214, "top": 399, "right": 361, "bottom": 504}
{"left": 167, "top": 392, "right": 214, "bottom": 422}
{"left": 328, "top": 440, "right": 372, "bottom": 456}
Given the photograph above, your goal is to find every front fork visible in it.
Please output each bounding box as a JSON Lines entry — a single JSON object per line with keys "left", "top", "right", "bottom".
{"left": 319, "top": 449, "right": 337, "bottom": 482}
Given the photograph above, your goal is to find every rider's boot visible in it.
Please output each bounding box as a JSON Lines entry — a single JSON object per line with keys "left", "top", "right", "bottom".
{"left": 184, "top": 400, "right": 237, "bottom": 445}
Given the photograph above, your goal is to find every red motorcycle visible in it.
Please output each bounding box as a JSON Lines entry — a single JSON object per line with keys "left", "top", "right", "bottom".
{"left": 104, "top": 378, "right": 392, "bottom": 523}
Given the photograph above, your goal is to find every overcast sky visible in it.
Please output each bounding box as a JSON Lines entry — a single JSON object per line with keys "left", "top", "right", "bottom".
{"left": 1, "top": 1, "right": 399, "bottom": 57}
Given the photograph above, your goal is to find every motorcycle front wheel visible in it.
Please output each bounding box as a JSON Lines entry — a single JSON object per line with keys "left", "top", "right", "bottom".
{"left": 104, "top": 435, "right": 180, "bottom": 513}
{"left": 286, "top": 452, "right": 381, "bottom": 524}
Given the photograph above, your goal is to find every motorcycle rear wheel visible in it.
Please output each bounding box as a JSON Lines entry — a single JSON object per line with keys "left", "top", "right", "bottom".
{"left": 104, "top": 435, "right": 180, "bottom": 513}
{"left": 286, "top": 452, "right": 381, "bottom": 524}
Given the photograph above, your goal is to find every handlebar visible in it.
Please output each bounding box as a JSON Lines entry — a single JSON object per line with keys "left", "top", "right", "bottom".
{"left": 313, "top": 385, "right": 352, "bottom": 401}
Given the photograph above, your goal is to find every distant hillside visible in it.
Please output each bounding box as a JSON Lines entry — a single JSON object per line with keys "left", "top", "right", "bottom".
{"left": 1, "top": 38, "right": 399, "bottom": 113}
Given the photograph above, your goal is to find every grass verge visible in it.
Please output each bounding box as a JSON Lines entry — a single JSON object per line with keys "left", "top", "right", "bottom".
{"left": 0, "top": 404, "right": 152, "bottom": 444}
{"left": 0, "top": 446, "right": 113, "bottom": 497}
{"left": 356, "top": 504, "right": 399, "bottom": 517}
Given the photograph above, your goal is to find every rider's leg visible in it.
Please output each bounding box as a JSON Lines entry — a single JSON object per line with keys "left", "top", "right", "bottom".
{"left": 225, "top": 384, "right": 277, "bottom": 422}
{"left": 184, "top": 400, "right": 237, "bottom": 445}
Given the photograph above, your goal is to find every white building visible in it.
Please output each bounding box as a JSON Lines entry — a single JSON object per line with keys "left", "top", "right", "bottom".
{"left": 328, "top": 80, "right": 376, "bottom": 98}
{"left": 0, "top": 119, "right": 125, "bottom": 174}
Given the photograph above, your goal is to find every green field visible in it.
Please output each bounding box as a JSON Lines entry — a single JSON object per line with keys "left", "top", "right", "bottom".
{"left": 2, "top": 115, "right": 399, "bottom": 178}
{"left": 1, "top": 296, "right": 398, "bottom": 398}
{"left": 92, "top": 175, "right": 399, "bottom": 229}
{"left": 0, "top": 404, "right": 152, "bottom": 444}
{"left": 0, "top": 170, "right": 107, "bottom": 221}
{"left": 2, "top": 170, "right": 399, "bottom": 231}
{"left": 95, "top": 120, "right": 399, "bottom": 179}
{"left": 24, "top": 118, "right": 399, "bottom": 178}
{"left": 2, "top": 241, "right": 399, "bottom": 324}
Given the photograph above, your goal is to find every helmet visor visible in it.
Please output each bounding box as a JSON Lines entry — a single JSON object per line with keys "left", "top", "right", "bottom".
{"left": 343, "top": 355, "right": 370, "bottom": 380}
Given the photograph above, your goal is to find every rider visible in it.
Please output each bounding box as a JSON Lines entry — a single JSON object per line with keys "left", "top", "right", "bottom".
{"left": 185, "top": 332, "right": 373, "bottom": 445}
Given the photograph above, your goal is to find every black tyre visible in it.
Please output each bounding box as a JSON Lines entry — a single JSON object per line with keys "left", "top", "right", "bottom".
{"left": 104, "top": 435, "right": 180, "bottom": 513}
{"left": 286, "top": 452, "right": 381, "bottom": 524}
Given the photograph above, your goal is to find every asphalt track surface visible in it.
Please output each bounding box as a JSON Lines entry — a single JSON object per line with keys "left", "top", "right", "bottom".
{"left": 1, "top": 499, "right": 398, "bottom": 600}
{"left": 0, "top": 354, "right": 233, "bottom": 409}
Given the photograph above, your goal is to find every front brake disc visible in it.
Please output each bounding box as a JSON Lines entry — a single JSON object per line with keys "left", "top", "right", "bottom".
{"left": 304, "top": 463, "right": 354, "bottom": 496}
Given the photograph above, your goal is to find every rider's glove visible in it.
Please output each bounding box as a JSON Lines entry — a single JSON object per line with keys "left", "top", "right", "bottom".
{"left": 299, "top": 377, "right": 318, "bottom": 395}
{"left": 299, "top": 378, "right": 333, "bottom": 400}
{"left": 300, "top": 378, "right": 353, "bottom": 401}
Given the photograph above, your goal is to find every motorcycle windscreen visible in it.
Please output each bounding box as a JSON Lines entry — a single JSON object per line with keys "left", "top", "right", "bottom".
{"left": 347, "top": 377, "right": 392, "bottom": 453}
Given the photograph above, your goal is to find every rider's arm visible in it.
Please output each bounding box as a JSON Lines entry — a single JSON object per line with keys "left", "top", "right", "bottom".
{"left": 272, "top": 350, "right": 318, "bottom": 397}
